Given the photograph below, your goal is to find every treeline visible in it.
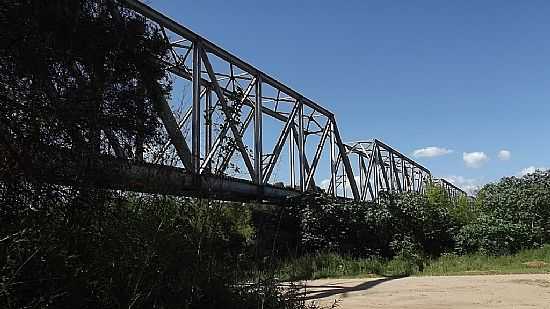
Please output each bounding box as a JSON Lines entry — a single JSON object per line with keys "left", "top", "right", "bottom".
{"left": 255, "top": 171, "right": 550, "bottom": 282}
{"left": 267, "top": 170, "right": 550, "bottom": 262}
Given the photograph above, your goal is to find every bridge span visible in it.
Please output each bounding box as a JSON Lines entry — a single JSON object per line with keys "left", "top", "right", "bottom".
{"left": 19, "top": 0, "right": 468, "bottom": 203}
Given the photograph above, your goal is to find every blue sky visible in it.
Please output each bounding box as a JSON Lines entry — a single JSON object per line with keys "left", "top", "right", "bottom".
{"left": 150, "top": 0, "right": 550, "bottom": 193}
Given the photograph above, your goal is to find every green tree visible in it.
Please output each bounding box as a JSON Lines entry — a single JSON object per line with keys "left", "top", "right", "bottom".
{"left": 0, "top": 0, "right": 171, "bottom": 166}
{"left": 455, "top": 170, "right": 550, "bottom": 254}
{"left": 425, "top": 183, "right": 452, "bottom": 210}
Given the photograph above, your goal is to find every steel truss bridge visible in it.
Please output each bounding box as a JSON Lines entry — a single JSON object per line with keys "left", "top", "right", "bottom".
{"left": 25, "top": 0, "right": 468, "bottom": 203}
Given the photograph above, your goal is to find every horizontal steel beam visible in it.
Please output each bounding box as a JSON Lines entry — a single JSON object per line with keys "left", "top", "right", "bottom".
{"left": 4, "top": 146, "right": 299, "bottom": 203}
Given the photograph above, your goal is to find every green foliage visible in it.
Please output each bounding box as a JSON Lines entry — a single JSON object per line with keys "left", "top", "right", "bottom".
{"left": 288, "top": 193, "right": 393, "bottom": 257}
{"left": 250, "top": 203, "right": 302, "bottom": 261}
{"left": 450, "top": 195, "right": 478, "bottom": 226}
{"left": 6, "top": 172, "right": 547, "bottom": 306}
{"left": 477, "top": 171, "right": 550, "bottom": 228}
{"left": 277, "top": 245, "right": 550, "bottom": 280}
{"left": 272, "top": 171, "right": 549, "bottom": 284}
{"left": 454, "top": 214, "right": 537, "bottom": 255}
{"left": 285, "top": 189, "right": 459, "bottom": 259}
{"left": 425, "top": 183, "right": 451, "bottom": 209}
{"left": 0, "top": 0, "right": 171, "bottom": 161}
{"left": 385, "top": 191, "right": 456, "bottom": 257}
{"left": 455, "top": 170, "right": 550, "bottom": 255}
{"left": 388, "top": 236, "right": 425, "bottom": 274}
{"left": 0, "top": 187, "right": 318, "bottom": 308}
{"left": 277, "top": 253, "right": 403, "bottom": 280}
{"left": 422, "top": 244, "right": 550, "bottom": 276}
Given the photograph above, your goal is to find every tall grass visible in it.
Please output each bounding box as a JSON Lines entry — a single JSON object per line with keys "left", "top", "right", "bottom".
{"left": 276, "top": 245, "right": 550, "bottom": 280}
{"left": 422, "top": 244, "right": 550, "bottom": 276}
{"left": 276, "top": 253, "right": 419, "bottom": 281}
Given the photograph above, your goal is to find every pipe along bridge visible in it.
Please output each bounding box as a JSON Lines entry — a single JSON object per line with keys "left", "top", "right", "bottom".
{"left": 21, "top": 0, "right": 468, "bottom": 203}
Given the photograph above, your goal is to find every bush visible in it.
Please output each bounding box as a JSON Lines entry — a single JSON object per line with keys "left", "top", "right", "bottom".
{"left": 386, "top": 190, "right": 457, "bottom": 257}
{"left": 284, "top": 187, "right": 459, "bottom": 260}
{"left": 0, "top": 186, "right": 311, "bottom": 308}
{"left": 449, "top": 195, "right": 478, "bottom": 226}
{"left": 287, "top": 193, "right": 393, "bottom": 257}
{"left": 276, "top": 252, "right": 410, "bottom": 280}
{"left": 454, "top": 215, "right": 540, "bottom": 255}
{"left": 250, "top": 203, "right": 302, "bottom": 261}
{"left": 476, "top": 171, "right": 550, "bottom": 244}
{"left": 453, "top": 170, "right": 550, "bottom": 255}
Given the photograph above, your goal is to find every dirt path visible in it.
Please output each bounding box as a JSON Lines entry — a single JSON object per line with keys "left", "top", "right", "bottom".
{"left": 303, "top": 274, "right": 550, "bottom": 309}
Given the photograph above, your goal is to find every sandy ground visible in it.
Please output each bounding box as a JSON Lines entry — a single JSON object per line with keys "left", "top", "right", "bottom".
{"left": 303, "top": 274, "right": 550, "bottom": 309}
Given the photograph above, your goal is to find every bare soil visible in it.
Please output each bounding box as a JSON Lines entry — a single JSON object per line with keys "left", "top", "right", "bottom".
{"left": 303, "top": 274, "right": 550, "bottom": 309}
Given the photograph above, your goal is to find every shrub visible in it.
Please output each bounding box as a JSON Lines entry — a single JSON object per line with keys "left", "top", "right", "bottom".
{"left": 453, "top": 170, "right": 550, "bottom": 255}
{"left": 287, "top": 193, "right": 393, "bottom": 257}
{"left": 284, "top": 189, "right": 459, "bottom": 259}
{"left": 0, "top": 187, "right": 310, "bottom": 308}
{"left": 454, "top": 214, "right": 540, "bottom": 255}
{"left": 386, "top": 191, "right": 457, "bottom": 257}
{"left": 476, "top": 171, "right": 550, "bottom": 244}
{"left": 449, "top": 195, "right": 478, "bottom": 226}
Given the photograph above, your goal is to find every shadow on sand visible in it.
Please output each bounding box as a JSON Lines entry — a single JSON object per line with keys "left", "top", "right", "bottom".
{"left": 301, "top": 276, "right": 406, "bottom": 300}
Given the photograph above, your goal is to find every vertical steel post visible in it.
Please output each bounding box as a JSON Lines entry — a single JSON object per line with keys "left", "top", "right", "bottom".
{"left": 342, "top": 164, "right": 347, "bottom": 198}
{"left": 297, "top": 101, "right": 305, "bottom": 191}
{"left": 372, "top": 153, "right": 379, "bottom": 201}
{"left": 254, "top": 75, "right": 263, "bottom": 184}
{"left": 329, "top": 122, "right": 336, "bottom": 197}
{"left": 411, "top": 166, "right": 416, "bottom": 192}
{"left": 192, "top": 41, "right": 201, "bottom": 174}
{"left": 389, "top": 153, "right": 394, "bottom": 192}
{"left": 359, "top": 155, "right": 364, "bottom": 200}
{"left": 204, "top": 87, "right": 212, "bottom": 173}
{"left": 289, "top": 128, "right": 295, "bottom": 188}
{"left": 401, "top": 160, "right": 406, "bottom": 191}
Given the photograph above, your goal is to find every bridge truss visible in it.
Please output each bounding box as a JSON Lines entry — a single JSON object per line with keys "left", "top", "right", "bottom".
{"left": 19, "top": 0, "right": 468, "bottom": 203}
{"left": 433, "top": 178, "right": 468, "bottom": 202}
{"left": 339, "top": 140, "right": 433, "bottom": 201}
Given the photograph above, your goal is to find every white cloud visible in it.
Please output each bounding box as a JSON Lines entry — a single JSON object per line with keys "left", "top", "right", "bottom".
{"left": 320, "top": 178, "right": 331, "bottom": 189}
{"left": 463, "top": 152, "right": 488, "bottom": 168}
{"left": 412, "top": 146, "right": 453, "bottom": 158}
{"left": 497, "top": 150, "right": 511, "bottom": 161}
{"left": 517, "top": 166, "right": 547, "bottom": 177}
{"left": 445, "top": 175, "right": 484, "bottom": 196}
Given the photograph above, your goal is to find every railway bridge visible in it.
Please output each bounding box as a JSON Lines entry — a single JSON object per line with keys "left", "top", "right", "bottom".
{"left": 18, "top": 0, "right": 468, "bottom": 203}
